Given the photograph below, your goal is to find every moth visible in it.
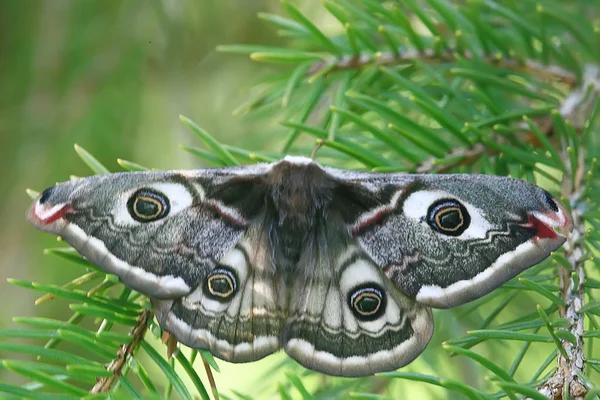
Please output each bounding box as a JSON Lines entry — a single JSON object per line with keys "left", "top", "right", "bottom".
{"left": 27, "top": 155, "right": 572, "bottom": 377}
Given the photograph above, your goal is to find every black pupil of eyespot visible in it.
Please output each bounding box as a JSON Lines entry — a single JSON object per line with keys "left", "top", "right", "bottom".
{"left": 136, "top": 198, "right": 160, "bottom": 216}
{"left": 356, "top": 295, "right": 380, "bottom": 313}
{"left": 439, "top": 209, "right": 461, "bottom": 229}
{"left": 210, "top": 277, "right": 232, "bottom": 294}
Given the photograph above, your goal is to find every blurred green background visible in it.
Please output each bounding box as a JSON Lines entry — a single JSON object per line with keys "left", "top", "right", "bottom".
{"left": 0, "top": 0, "right": 309, "bottom": 391}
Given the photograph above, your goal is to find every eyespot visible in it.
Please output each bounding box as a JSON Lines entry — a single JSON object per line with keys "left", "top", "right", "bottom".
{"left": 348, "top": 284, "right": 386, "bottom": 321}
{"left": 427, "top": 198, "right": 470, "bottom": 236}
{"left": 127, "top": 189, "right": 170, "bottom": 222}
{"left": 205, "top": 267, "right": 238, "bottom": 301}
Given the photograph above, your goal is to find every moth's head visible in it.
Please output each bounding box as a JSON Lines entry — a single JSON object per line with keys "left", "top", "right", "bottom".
{"left": 26, "top": 172, "right": 198, "bottom": 235}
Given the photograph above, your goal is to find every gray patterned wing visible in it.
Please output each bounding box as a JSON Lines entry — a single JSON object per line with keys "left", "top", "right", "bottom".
{"left": 280, "top": 219, "right": 433, "bottom": 377}
{"left": 327, "top": 169, "right": 572, "bottom": 309}
{"left": 153, "top": 227, "right": 284, "bottom": 362}
{"left": 27, "top": 167, "right": 285, "bottom": 362}
{"left": 26, "top": 167, "right": 270, "bottom": 298}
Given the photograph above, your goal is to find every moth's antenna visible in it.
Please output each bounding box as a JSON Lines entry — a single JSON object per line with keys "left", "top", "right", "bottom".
{"left": 310, "top": 139, "right": 325, "bottom": 159}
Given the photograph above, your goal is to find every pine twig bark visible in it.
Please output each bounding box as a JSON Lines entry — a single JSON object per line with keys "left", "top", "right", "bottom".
{"left": 90, "top": 309, "right": 153, "bottom": 394}
{"left": 538, "top": 151, "right": 588, "bottom": 400}
{"left": 308, "top": 48, "right": 578, "bottom": 87}
{"left": 538, "top": 67, "right": 599, "bottom": 399}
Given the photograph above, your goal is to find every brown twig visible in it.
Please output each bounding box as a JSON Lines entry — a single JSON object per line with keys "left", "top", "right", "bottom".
{"left": 409, "top": 119, "right": 554, "bottom": 174}
{"left": 413, "top": 143, "right": 488, "bottom": 174}
{"left": 308, "top": 48, "right": 579, "bottom": 87}
{"left": 90, "top": 308, "right": 153, "bottom": 394}
{"left": 202, "top": 354, "right": 220, "bottom": 400}
{"left": 162, "top": 331, "right": 179, "bottom": 359}
{"left": 311, "top": 139, "right": 326, "bottom": 159}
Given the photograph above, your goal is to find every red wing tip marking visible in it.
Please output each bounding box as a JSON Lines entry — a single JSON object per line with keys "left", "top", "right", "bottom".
{"left": 528, "top": 197, "right": 573, "bottom": 241}
{"left": 528, "top": 214, "right": 558, "bottom": 241}
{"left": 29, "top": 201, "right": 73, "bottom": 225}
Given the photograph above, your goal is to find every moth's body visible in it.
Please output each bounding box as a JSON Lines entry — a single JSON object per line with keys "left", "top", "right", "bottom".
{"left": 264, "top": 158, "right": 337, "bottom": 272}
{"left": 27, "top": 156, "right": 572, "bottom": 376}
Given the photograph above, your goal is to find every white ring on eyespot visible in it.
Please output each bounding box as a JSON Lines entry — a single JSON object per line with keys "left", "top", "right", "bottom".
{"left": 184, "top": 246, "right": 250, "bottom": 315}
{"left": 402, "top": 190, "right": 492, "bottom": 240}
{"left": 113, "top": 182, "right": 194, "bottom": 226}
{"left": 339, "top": 259, "right": 402, "bottom": 334}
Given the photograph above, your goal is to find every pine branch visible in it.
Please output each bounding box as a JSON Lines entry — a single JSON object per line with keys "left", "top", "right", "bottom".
{"left": 307, "top": 49, "right": 579, "bottom": 87}
{"left": 539, "top": 188, "right": 588, "bottom": 399}
{"left": 410, "top": 115, "right": 556, "bottom": 174}
{"left": 537, "top": 68, "right": 600, "bottom": 399}
{"left": 90, "top": 309, "right": 153, "bottom": 394}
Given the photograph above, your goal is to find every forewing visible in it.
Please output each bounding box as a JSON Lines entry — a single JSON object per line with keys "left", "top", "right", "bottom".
{"left": 26, "top": 166, "right": 270, "bottom": 299}
{"left": 327, "top": 169, "right": 572, "bottom": 309}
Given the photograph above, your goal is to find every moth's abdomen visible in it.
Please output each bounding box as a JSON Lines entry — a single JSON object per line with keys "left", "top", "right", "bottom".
{"left": 265, "top": 159, "right": 337, "bottom": 272}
